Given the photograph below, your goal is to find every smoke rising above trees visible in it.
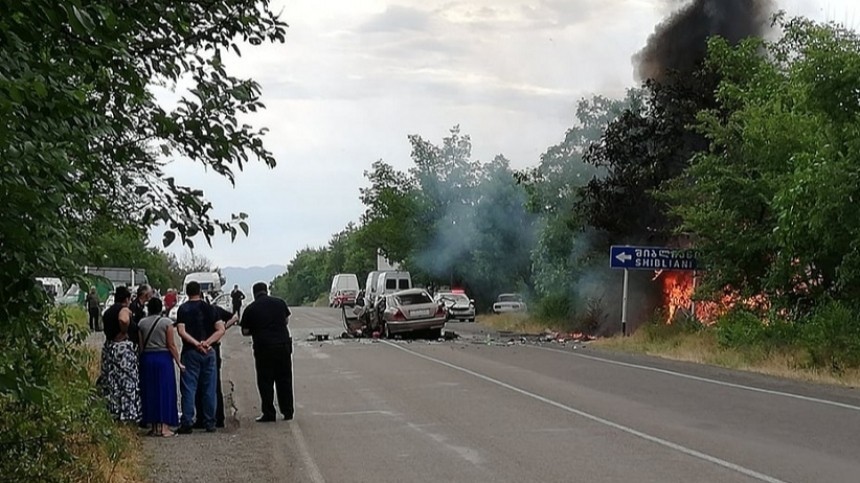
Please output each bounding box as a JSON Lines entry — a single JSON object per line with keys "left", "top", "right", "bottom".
{"left": 636, "top": 0, "right": 774, "bottom": 82}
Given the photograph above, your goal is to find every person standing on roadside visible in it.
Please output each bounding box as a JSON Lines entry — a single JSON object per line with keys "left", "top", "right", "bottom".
{"left": 175, "top": 281, "right": 226, "bottom": 433}
{"left": 240, "top": 282, "right": 293, "bottom": 422}
{"left": 128, "top": 284, "right": 152, "bottom": 346}
{"left": 99, "top": 286, "right": 141, "bottom": 422}
{"left": 231, "top": 284, "right": 245, "bottom": 316}
{"left": 163, "top": 288, "right": 177, "bottom": 315}
{"left": 85, "top": 287, "right": 100, "bottom": 331}
{"left": 138, "top": 297, "right": 183, "bottom": 437}
{"left": 193, "top": 299, "right": 239, "bottom": 429}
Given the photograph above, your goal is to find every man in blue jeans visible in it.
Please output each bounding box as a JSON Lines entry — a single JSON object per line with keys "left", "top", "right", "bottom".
{"left": 175, "top": 281, "right": 226, "bottom": 434}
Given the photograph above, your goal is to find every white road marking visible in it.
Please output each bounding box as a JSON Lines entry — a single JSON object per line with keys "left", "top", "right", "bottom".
{"left": 530, "top": 345, "right": 860, "bottom": 412}
{"left": 383, "top": 341, "right": 787, "bottom": 483}
{"left": 290, "top": 421, "right": 326, "bottom": 483}
{"left": 311, "top": 410, "right": 396, "bottom": 417}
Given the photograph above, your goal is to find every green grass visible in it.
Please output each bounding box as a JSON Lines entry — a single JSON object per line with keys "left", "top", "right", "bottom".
{"left": 596, "top": 323, "right": 860, "bottom": 387}
{"left": 62, "top": 306, "right": 88, "bottom": 331}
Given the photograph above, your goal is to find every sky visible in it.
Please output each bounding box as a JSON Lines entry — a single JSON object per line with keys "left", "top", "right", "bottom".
{"left": 151, "top": 0, "right": 857, "bottom": 268}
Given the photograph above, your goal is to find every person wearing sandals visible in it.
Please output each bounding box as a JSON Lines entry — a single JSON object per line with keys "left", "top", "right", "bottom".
{"left": 138, "top": 298, "right": 184, "bottom": 437}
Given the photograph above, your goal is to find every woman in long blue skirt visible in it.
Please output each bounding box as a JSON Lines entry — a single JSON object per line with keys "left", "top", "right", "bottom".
{"left": 138, "top": 298, "right": 183, "bottom": 437}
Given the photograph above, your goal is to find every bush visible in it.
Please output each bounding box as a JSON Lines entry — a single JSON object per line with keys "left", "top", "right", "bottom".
{"left": 716, "top": 308, "right": 767, "bottom": 349}
{"left": 533, "top": 293, "right": 573, "bottom": 326}
{"left": 576, "top": 297, "right": 608, "bottom": 335}
{"left": 0, "top": 307, "right": 131, "bottom": 482}
{"left": 800, "top": 300, "right": 860, "bottom": 372}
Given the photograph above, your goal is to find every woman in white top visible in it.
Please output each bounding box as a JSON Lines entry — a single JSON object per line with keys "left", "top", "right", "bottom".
{"left": 138, "top": 297, "right": 184, "bottom": 437}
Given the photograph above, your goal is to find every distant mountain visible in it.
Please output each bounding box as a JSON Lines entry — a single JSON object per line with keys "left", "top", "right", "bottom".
{"left": 221, "top": 265, "right": 286, "bottom": 292}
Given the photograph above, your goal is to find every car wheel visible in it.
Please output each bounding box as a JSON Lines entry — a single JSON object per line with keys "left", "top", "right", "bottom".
{"left": 428, "top": 328, "right": 443, "bottom": 340}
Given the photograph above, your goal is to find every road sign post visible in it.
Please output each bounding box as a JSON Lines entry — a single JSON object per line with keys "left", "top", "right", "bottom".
{"left": 610, "top": 246, "right": 700, "bottom": 336}
{"left": 621, "top": 268, "right": 629, "bottom": 336}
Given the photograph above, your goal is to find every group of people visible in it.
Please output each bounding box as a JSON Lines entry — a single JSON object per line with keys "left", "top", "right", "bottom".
{"left": 97, "top": 281, "right": 294, "bottom": 437}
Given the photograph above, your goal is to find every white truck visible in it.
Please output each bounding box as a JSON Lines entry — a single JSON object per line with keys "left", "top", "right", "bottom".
{"left": 183, "top": 272, "right": 223, "bottom": 297}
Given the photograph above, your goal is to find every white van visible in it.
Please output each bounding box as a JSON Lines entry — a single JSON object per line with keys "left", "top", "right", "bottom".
{"left": 36, "top": 277, "right": 64, "bottom": 298}
{"left": 364, "top": 271, "right": 382, "bottom": 305}
{"left": 375, "top": 271, "right": 412, "bottom": 299}
{"left": 329, "top": 274, "right": 360, "bottom": 307}
{"left": 183, "top": 272, "right": 222, "bottom": 296}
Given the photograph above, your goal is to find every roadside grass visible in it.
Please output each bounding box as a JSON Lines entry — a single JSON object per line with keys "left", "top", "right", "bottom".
{"left": 82, "top": 347, "right": 146, "bottom": 483}
{"left": 478, "top": 313, "right": 555, "bottom": 335}
{"left": 57, "top": 307, "right": 146, "bottom": 482}
{"left": 308, "top": 292, "right": 329, "bottom": 307}
{"left": 596, "top": 324, "right": 860, "bottom": 388}
{"left": 480, "top": 308, "right": 860, "bottom": 387}
{"left": 64, "top": 305, "right": 89, "bottom": 331}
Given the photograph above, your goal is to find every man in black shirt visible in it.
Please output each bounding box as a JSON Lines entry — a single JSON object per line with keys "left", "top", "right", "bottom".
{"left": 128, "top": 284, "right": 152, "bottom": 345}
{"left": 231, "top": 284, "right": 245, "bottom": 315}
{"left": 175, "top": 281, "right": 226, "bottom": 433}
{"left": 240, "top": 282, "right": 293, "bottom": 422}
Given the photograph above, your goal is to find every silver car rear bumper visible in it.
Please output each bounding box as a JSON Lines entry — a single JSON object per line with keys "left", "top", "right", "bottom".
{"left": 386, "top": 317, "right": 446, "bottom": 334}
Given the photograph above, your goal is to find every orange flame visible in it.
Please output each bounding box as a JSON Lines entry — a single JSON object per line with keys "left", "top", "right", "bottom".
{"left": 658, "top": 271, "right": 722, "bottom": 324}
{"left": 658, "top": 272, "right": 770, "bottom": 325}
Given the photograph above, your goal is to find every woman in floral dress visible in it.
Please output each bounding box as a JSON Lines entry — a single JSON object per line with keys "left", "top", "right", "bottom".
{"left": 99, "top": 286, "right": 141, "bottom": 422}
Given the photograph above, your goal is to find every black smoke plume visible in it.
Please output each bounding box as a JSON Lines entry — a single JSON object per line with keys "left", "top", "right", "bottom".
{"left": 635, "top": 0, "right": 774, "bottom": 83}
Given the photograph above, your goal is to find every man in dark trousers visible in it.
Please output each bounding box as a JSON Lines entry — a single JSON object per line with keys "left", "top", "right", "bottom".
{"left": 85, "top": 287, "right": 100, "bottom": 331}
{"left": 230, "top": 284, "right": 245, "bottom": 315}
{"left": 240, "top": 282, "right": 293, "bottom": 422}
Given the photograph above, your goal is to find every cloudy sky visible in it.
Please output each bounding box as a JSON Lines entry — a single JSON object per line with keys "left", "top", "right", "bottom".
{"left": 152, "top": 0, "right": 856, "bottom": 268}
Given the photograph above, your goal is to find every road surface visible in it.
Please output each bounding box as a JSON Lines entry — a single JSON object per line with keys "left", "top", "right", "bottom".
{"left": 145, "top": 307, "right": 860, "bottom": 483}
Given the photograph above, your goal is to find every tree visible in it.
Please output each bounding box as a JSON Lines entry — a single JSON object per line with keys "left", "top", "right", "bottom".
{"left": 520, "top": 93, "right": 641, "bottom": 301}
{"left": 0, "top": 2, "right": 286, "bottom": 478}
{"left": 407, "top": 126, "right": 483, "bottom": 283}
{"left": 578, "top": 72, "right": 718, "bottom": 245}
{"left": 271, "top": 248, "right": 330, "bottom": 305}
{"left": 75, "top": 214, "right": 185, "bottom": 289}
{"left": 467, "top": 156, "right": 535, "bottom": 306}
{"left": 665, "top": 17, "right": 860, "bottom": 313}
{"left": 358, "top": 160, "right": 421, "bottom": 264}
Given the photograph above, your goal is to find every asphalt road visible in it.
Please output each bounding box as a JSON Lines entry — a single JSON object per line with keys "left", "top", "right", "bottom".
{"left": 145, "top": 307, "right": 860, "bottom": 483}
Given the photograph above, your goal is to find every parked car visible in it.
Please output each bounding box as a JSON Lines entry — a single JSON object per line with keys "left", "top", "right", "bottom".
{"left": 168, "top": 294, "right": 189, "bottom": 320}
{"left": 381, "top": 289, "right": 446, "bottom": 339}
{"left": 492, "top": 293, "right": 527, "bottom": 314}
{"left": 434, "top": 291, "right": 476, "bottom": 322}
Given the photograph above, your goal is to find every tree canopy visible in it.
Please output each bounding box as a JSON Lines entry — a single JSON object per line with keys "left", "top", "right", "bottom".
{"left": 1, "top": 1, "right": 285, "bottom": 479}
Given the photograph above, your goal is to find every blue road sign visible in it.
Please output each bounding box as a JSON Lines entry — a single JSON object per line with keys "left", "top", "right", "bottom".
{"left": 610, "top": 246, "right": 699, "bottom": 271}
